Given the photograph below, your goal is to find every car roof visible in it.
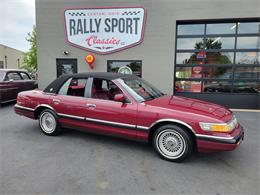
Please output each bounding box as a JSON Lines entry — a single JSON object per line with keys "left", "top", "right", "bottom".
{"left": 43, "top": 72, "right": 139, "bottom": 94}
{"left": 0, "top": 68, "right": 28, "bottom": 72}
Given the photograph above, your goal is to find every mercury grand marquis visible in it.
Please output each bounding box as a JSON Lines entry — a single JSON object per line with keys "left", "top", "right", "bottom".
{"left": 14, "top": 72, "right": 244, "bottom": 162}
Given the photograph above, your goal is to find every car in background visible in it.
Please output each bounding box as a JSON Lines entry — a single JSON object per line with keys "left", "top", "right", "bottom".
{"left": 14, "top": 72, "right": 244, "bottom": 162}
{"left": 0, "top": 69, "right": 38, "bottom": 104}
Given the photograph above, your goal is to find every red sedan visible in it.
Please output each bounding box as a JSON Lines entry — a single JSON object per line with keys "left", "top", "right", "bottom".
{"left": 14, "top": 72, "right": 244, "bottom": 162}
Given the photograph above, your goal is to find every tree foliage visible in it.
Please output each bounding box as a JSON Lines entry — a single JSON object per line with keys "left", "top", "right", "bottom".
{"left": 23, "top": 26, "right": 37, "bottom": 73}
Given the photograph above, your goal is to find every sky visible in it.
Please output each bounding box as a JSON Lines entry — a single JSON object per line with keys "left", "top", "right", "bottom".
{"left": 0, "top": 0, "right": 35, "bottom": 52}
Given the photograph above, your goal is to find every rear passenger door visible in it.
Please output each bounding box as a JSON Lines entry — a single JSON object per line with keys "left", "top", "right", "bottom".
{"left": 50, "top": 77, "right": 89, "bottom": 129}
{"left": 19, "top": 72, "right": 37, "bottom": 90}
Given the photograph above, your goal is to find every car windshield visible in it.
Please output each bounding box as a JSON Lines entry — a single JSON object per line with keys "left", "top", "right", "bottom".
{"left": 0, "top": 71, "right": 5, "bottom": 81}
{"left": 119, "top": 77, "right": 164, "bottom": 102}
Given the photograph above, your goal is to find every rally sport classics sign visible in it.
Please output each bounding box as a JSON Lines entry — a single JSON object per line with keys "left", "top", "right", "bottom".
{"left": 64, "top": 7, "right": 146, "bottom": 54}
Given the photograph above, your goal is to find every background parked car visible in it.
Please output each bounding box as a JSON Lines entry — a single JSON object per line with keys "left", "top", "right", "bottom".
{"left": 0, "top": 69, "right": 38, "bottom": 104}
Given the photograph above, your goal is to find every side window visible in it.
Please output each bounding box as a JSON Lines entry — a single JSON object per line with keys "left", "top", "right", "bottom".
{"left": 58, "top": 78, "right": 88, "bottom": 97}
{"left": 91, "top": 78, "right": 123, "bottom": 101}
{"left": 20, "top": 72, "right": 31, "bottom": 80}
{"left": 6, "top": 72, "right": 22, "bottom": 81}
{"left": 58, "top": 78, "right": 72, "bottom": 95}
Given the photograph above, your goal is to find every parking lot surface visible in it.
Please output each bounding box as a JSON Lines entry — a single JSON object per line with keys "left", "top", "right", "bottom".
{"left": 1, "top": 103, "right": 259, "bottom": 195}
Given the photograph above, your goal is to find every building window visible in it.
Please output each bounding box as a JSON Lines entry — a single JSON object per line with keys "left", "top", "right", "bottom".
{"left": 175, "top": 19, "right": 260, "bottom": 94}
{"left": 0, "top": 61, "right": 3, "bottom": 69}
{"left": 107, "top": 60, "right": 142, "bottom": 77}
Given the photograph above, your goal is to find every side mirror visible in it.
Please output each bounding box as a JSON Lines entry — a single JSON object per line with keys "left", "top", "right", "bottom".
{"left": 114, "top": 93, "right": 125, "bottom": 103}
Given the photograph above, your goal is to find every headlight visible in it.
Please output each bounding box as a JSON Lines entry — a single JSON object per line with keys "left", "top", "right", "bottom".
{"left": 199, "top": 115, "right": 238, "bottom": 132}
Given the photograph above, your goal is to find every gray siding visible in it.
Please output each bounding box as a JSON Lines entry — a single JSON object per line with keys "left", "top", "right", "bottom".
{"left": 36, "top": 0, "right": 260, "bottom": 93}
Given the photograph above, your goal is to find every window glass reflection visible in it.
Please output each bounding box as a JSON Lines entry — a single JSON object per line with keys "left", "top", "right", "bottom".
{"left": 107, "top": 61, "right": 142, "bottom": 77}
{"left": 203, "top": 81, "right": 232, "bottom": 93}
{"left": 206, "top": 23, "right": 236, "bottom": 34}
{"left": 203, "top": 67, "right": 233, "bottom": 79}
{"left": 176, "top": 67, "right": 202, "bottom": 78}
{"left": 177, "top": 38, "right": 204, "bottom": 50}
{"left": 176, "top": 52, "right": 234, "bottom": 65}
{"left": 238, "top": 22, "right": 260, "bottom": 34}
{"left": 237, "top": 37, "right": 260, "bottom": 49}
{"left": 236, "top": 52, "right": 259, "bottom": 64}
{"left": 177, "top": 24, "right": 204, "bottom": 35}
{"left": 233, "top": 81, "right": 260, "bottom": 93}
{"left": 204, "top": 37, "right": 235, "bottom": 49}
{"left": 175, "top": 81, "right": 201, "bottom": 92}
{"left": 234, "top": 67, "right": 260, "bottom": 79}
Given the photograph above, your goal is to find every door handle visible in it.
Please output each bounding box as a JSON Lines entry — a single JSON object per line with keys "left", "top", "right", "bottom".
{"left": 52, "top": 99, "right": 60, "bottom": 104}
{"left": 86, "top": 103, "right": 96, "bottom": 108}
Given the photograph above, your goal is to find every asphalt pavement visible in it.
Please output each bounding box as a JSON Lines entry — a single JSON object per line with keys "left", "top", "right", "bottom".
{"left": 0, "top": 103, "right": 259, "bottom": 195}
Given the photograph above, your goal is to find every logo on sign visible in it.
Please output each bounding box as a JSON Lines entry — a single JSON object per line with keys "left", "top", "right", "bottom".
{"left": 64, "top": 7, "right": 146, "bottom": 54}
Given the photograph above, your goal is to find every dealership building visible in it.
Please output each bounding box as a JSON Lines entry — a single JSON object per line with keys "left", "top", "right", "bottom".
{"left": 36, "top": 0, "right": 259, "bottom": 109}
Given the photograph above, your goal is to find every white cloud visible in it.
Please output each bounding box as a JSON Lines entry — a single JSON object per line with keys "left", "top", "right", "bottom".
{"left": 0, "top": 0, "right": 35, "bottom": 51}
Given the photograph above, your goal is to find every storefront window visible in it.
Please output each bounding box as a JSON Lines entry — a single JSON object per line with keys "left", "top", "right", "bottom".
{"left": 177, "top": 24, "right": 204, "bottom": 35}
{"left": 237, "top": 37, "right": 260, "bottom": 49}
{"left": 175, "top": 81, "right": 201, "bottom": 93}
{"left": 233, "top": 81, "right": 260, "bottom": 93}
{"left": 203, "top": 81, "right": 232, "bottom": 93}
{"left": 177, "top": 38, "right": 204, "bottom": 50}
{"left": 206, "top": 23, "right": 236, "bottom": 34}
{"left": 236, "top": 52, "right": 259, "bottom": 64}
{"left": 176, "top": 52, "right": 233, "bottom": 65}
{"left": 175, "top": 19, "right": 259, "bottom": 95}
{"left": 234, "top": 67, "right": 260, "bottom": 79}
{"left": 237, "top": 22, "right": 260, "bottom": 34}
{"left": 107, "top": 60, "right": 142, "bottom": 77}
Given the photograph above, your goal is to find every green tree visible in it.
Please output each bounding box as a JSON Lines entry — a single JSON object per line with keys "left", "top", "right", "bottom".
{"left": 23, "top": 26, "right": 37, "bottom": 73}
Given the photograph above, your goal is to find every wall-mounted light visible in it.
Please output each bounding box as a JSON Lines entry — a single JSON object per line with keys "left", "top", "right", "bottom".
{"left": 85, "top": 54, "right": 95, "bottom": 69}
{"left": 63, "top": 50, "right": 70, "bottom": 55}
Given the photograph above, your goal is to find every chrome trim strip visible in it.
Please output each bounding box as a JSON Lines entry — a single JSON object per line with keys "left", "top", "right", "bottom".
{"left": 85, "top": 117, "right": 136, "bottom": 129}
{"left": 1, "top": 99, "right": 17, "bottom": 103}
{"left": 35, "top": 104, "right": 55, "bottom": 111}
{"left": 149, "top": 119, "right": 195, "bottom": 134}
{"left": 136, "top": 125, "right": 149, "bottom": 130}
{"left": 195, "top": 134, "right": 235, "bottom": 140}
{"left": 14, "top": 104, "right": 35, "bottom": 111}
{"left": 58, "top": 113, "right": 85, "bottom": 120}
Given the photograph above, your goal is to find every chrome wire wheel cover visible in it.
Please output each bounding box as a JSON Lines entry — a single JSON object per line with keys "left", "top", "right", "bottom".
{"left": 40, "top": 112, "right": 56, "bottom": 133}
{"left": 156, "top": 129, "right": 186, "bottom": 159}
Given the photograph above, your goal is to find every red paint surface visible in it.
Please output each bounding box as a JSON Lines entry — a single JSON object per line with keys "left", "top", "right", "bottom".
{"left": 15, "top": 81, "right": 243, "bottom": 152}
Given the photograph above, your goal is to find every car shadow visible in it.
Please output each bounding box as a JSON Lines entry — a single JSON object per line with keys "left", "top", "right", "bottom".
{"left": 0, "top": 101, "right": 16, "bottom": 108}
{"left": 57, "top": 127, "right": 240, "bottom": 164}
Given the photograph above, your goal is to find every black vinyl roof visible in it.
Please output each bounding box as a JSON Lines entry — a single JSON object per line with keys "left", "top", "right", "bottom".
{"left": 43, "top": 72, "right": 138, "bottom": 94}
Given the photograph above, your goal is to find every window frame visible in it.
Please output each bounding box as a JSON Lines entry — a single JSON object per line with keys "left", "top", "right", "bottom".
{"left": 57, "top": 77, "right": 89, "bottom": 98}
{"left": 174, "top": 18, "right": 260, "bottom": 95}
{"left": 4, "top": 72, "right": 23, "bottom": 81}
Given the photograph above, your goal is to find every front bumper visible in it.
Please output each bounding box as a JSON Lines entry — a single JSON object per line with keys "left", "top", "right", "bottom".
{"left": 196, "top": 126, "right": 244, "bottom": 152}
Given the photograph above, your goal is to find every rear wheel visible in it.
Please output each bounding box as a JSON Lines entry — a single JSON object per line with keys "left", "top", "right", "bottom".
{"left": 39, "top": 109, "right": 61, "bottom": 135}
{"left": 153, "top": 124, "right": 193, "bottom": 162}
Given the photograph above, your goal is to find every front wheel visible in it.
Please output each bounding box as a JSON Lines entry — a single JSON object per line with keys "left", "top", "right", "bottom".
{"left": 39, "top": 109, "right": 62, "bottom": 136}
{"left": 153, "top": 125, "right": 193, "bottom": 162}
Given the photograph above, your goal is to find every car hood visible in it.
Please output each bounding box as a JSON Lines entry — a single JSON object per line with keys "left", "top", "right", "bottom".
{"left": 145, "top": 95, "right": 232, "bottom": 122}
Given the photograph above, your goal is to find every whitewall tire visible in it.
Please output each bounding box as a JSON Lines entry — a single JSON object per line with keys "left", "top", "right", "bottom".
{"left": 153, "top": 124, "right": 193, "bottom": 162}
{"left": 39, "top": 109, "right": 61, "bottom": 135}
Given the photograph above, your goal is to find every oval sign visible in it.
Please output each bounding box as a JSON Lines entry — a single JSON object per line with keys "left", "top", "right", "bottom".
{"left": 64, "top": 7, "right": 146, "bottom": 54}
